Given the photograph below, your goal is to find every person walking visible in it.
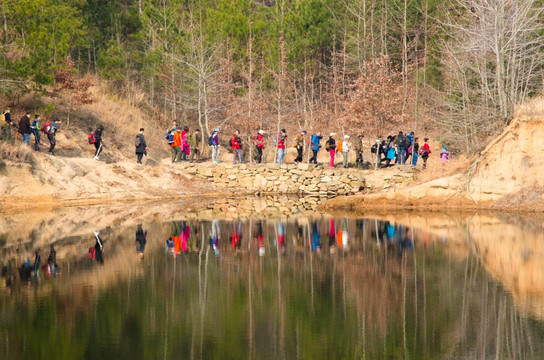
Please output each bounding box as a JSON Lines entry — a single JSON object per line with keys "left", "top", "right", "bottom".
{"left": 18, "top": 112, "right": 31, "bottom": 145}
{"left": 294, "top": 130, "right": 306, "bottom": 163}
{"left": 230, "top": 130, "right": 243, "bottom": 164}
{"left": 406, "top": 131, "right": 415, "bottom": 163}
{"left": 181, "top": 126, "right": 190, "bottom": 161}
{"left": 396, "top": 131, "right": 407, "bottom": 164}
{"left": 211, "top": 128, "right": 220, "bottom": 163}
{"left": 276, "top": 129, "right": 287, "bottom": 164}
{"left": 189, "top": 129, "right": 202, "bottom": 163}
{"left": 31, "top": 115, "right": 42, "bottom": 151}
{"left": 135, "top": 128, "right": 147, "bottom": 165}
{"left": 253, "top": 130, "right": 265, "bottom": 164}
{"left": 420, "top": 137, "right": 431, "bottom": 168}
{"left": 309, "top": 132, "right": 323, "bottom": 164}
{"left": 411, "top": 137, "right": 419, "bottom": 166}
{"left": 171, "top": 128, "right": 182, "bottom": 163}
{"left": 1, "top": 109, "right": 13, "bottom": 143}
{"left": 327, "top": 133, "right": 337, "bottom": 167}
{"left": 441, "top": 145, "right": 450, "bottom": 167}
{"left": 93, "top": 125, "right": 104, "bottom": 160}
{"left": 341, "top": 135, "right": 350, "bottom": 168}
{"left": 46, "top": 118, "right": 61, "bottom": 155}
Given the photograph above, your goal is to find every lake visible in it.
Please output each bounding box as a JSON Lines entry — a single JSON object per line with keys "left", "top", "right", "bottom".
{"left": 1, "top": 200, "right": 543, "bottom": 359}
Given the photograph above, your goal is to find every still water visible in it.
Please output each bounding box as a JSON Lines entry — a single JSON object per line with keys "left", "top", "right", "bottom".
{"left": 1, "top": 204, "right": 544, "bottom": 359}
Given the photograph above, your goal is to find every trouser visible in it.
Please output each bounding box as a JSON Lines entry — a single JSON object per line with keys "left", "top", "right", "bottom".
{"left": 355, "top": 150, "right": 366, "bottom": 169}
{"left": 254, "top": 146, "right": 263, "bottom": 163}
{"left": 182, "top": 148, "right": 187, "bottom": 160}
{"left": 412, "top": 153, "right": 418, "bottom": 166}
{"left": 48, "top": 134, "right": 56, "bottom": 154}
{"left": 329, "top": 149, "right": 335, "bottom": 167}
{"left": 422, "top": 155, "right": 428, "bottom": 168}
{"left": 189, "top": 148, "right": 200, "bottom": 162}
{"left": 342, "top": 152, "right": 348, "bottom": 168}
{"left": 171, "top": 146, "right": 182, "bottom": 162}
{"left": 33, "top": 131, "right": 41, "bottom": 151}
{"left": 1, "top": 125, "right": 11, "bottom": 143}
{"left": 211, "top": 145, "right": 220, "bottom": 162}
{"left": 137, "top": 152, "right": 144, "bottom": 164}
{"left": 397, "top": 146, "right": 406, "bottom": 164}
{"left": 294, "top": 146, "right": 303, "bottom": 162}
{"left": 277, "top": 148, "right": 286, "bottom": 164}
{"left": 23, "top": 133, "right": 30, "bottom": 144}
{"left": 94, "top": 142, "right": 102, "bottom": 157}
{"left": 233, "top": 149, "right": 243, "bottom": 164}
{"left": 309, "top": 150, "right": 318, "bottom": 164}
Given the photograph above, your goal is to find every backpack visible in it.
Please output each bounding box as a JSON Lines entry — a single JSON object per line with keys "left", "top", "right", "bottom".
{"left": 42, "top": 122, "right": 52, "bottom": 135}
{"left": 229, "top": 138, "right": 233, "bottom": 147}
{"left": 207, "top": 135, "right": 214, "bottom": 146}
{"left": 135, "top": 136, "right": 141, "bottom": 148}
{"left": 88, "top": 132, "right": 96, "bottom": 144}
{"left": 0, "top": 113, "right": 6, "bottom": 127}
{"left": 337, "top": 140, "right": 343, "bottom": 152}
{"left": 165, "top": 132, "right": 174, "bottom": 144}
{"left": 398, "top": 135, "right": 406, "bottom": 147}
{"left": 325, "top": 140, "right": 330, "bottom": 151}
{"left": 88, "top": 247, "right": 96, "bottom": 260}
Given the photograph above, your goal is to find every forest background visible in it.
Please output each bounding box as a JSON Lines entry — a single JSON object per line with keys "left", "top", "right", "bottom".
{"left": 1, "top": 0, "right": 544, "bottom": 154}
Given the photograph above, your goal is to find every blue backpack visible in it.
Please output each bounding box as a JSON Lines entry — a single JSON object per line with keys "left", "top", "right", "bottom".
{"left": 165, "top": 132, "right": 174, "bottom": 145}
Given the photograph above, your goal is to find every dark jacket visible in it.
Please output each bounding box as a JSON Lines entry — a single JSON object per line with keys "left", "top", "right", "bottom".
{"left": 18, "top": 115, "right": 31, "bottom": 134}
{"left": 4, "top": 112, "right": 11, "bottom": 124}
{"left": 328, "top": 137, "right": 336, "bottom": 150}
{"left": 94, "top": 128, "right": 103, "bottom": 142}
{"left": 396, "top": 134, "right": 406, "bottom": 147}
{"left": 135, "top": 133, "right": 147, "bottom": 154}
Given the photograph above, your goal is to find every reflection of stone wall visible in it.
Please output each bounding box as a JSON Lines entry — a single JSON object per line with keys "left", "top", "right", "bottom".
{"left": 183, "top": 162, "right": 369, "bottom": 196}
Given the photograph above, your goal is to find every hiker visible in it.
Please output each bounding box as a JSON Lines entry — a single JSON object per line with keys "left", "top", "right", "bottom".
{"left": 406, "top": 131, "right": 415, "bottom": 163}
{"left": 441, "top": 145, "right": 450, "bottom": 167}
{"left": 354, "top": 134, "right": 366, "bottom": 169}
{"left": 93, "top": 125, "right": 104, "bottom": 160}
{"left": 44, "top": 118, "right": 61, "bottom": 155}
{"left": 420, "top": 137, "right": 431, "bottom": 168}
{"left": 30, "top": 115, "right": 42, "bottom": 151}
{"left": 171, "top": 128, "right": 182, "bottom": 163}
{"left": 411, "top": 137, "right": 419, "bottom": 166}
{"left": 135, "top": 128, "right": 147, "bottom": 165}
{"left": 181, "top": 126, "right": 190, "bottom": 160}
{"left": 383, "top": 136, "right": 396, "bottom": 168}
{"left": 326, "top": 133, "right": 337, "bottom": 167}
{"left": 294, "top": 130, "right": 306, "bottom": 163}
{"left": 210, "top": 128, "right": 220, "bottom": 163}
{"left": 253, "top": 130, "right": 265, "bottom": 164}
{"left": 230, "top": 130, "right": 243, "bottom": 164}
{"left": 230, "top": 221, "right": 242, "bottom": 251}
{"left": 341, "top": 135, "right": 350, "bottom": 168}
{"left": 276, "top": 129, "right": 287, "bottom": 164}
{"left": 18, "top": 112, "right": 31, "bottom": 145}
{"left": 396, "top": 131, "right": 407, "bottom": 164}
{"left": 167, "top": 120, "right": 178, "bottom": 134}
{"left": 309, "top": 132, "right": 323, "bottom": 164}
{"left": 1, "top": 109, "right": 12, "bottom": 143}
{"left": 189, "top": 129, "right": 202, "bottom": 163}
{"left": 136, "top": 224, "right": 147, "bottom": 259}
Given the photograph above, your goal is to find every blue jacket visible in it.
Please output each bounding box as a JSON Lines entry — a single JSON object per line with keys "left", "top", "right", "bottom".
{"left": 407, "top": 133, "right": 414, "bottom": 145}
{"left": 311, "top": 134, "right": 322, "bottom": 151}
{"left": 212, "top": 132, "right": 219, "bottom": 146}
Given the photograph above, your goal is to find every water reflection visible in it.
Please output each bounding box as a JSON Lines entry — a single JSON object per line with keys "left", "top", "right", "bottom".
{"left": 1, "top": 212, "right": 544, "bottom": 359}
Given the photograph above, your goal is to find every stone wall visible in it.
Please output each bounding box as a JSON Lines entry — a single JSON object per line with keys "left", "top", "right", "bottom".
{"left": 179, "top": 162, "right": 365, "bottom": 196}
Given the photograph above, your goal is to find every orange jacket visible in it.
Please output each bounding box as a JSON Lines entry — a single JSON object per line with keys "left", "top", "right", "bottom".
{"left": 172, "top": 132, "right": 182, "bottom": 147}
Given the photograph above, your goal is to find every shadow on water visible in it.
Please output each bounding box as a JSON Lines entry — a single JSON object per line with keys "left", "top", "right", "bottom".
{"left": 1, "top": 201, "right": 544, "bottom": 359}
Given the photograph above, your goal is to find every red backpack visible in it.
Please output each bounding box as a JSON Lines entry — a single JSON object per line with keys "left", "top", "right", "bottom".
{"left": 88, "top": 132, "right": 96, "bottom": 144}
{"left": 42, "top": 122, "right": 52, "bottom": 135}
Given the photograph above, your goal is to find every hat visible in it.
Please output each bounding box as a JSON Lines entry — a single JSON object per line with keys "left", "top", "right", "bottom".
{"left": 330, "top": 132, "right": 336, "bottom": 136}
{"left": 214, "top": 128, "right": 219, "bottom": 132}
{"left": 258, "top": 130, "right": 265, "bottom": 134}
{"left": 281, "top": 128, "right": 286, "bottom": 133}
{"left": 344, "top": 135, "right": 350, "bottom": 139}
{"left": 302, "top": 130, "right": 307, "bottom": 134}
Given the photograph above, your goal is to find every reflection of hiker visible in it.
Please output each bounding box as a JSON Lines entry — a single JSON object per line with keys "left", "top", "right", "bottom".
{"left": 47, "top": 244, "right": 60, "bottom": 276}
{"left": 31, "top": 249, "right": 42, "bottom": 280}
{"left": 328, "top": 218, "right": 336, "bottom": 253}
{"left": 181, "top": 221, "right": 191, "bottom": 253}
{"left": 255, "top": 221, "right": 265, "bottom": 256}
{"left": 209, "top": 219, "right": 220, "bottom": 255}
{"left": 93, "top": 231, "right": 104, "bottom": 264}
{"left": 277, "top": 221, "right": 286, "bottom": 254}
{"left": 188, "top": 221, "right": 200, "bottom": 253}
{"left": 311, "top": 221, "right": 321, "bottom": 252}
{"left": 136, "top": 224, "right": 147, "bottom": 259}
{"left": 1, "top": 259, "right": 14, "bottom": 288}
{"left": 230, "top": 220, "right": 242, "bottom": 250}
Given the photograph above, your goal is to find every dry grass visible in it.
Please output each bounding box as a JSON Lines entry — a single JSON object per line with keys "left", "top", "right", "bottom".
{"left": 514, "top": 97, "right": 544, "bottom": 119}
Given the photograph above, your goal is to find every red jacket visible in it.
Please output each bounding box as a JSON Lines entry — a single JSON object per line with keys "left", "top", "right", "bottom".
{"left": 231, "top": 136, "right": 241, "bottom": 150}
{"left": 254, "top": 134, "right": 264, "bottom": 149}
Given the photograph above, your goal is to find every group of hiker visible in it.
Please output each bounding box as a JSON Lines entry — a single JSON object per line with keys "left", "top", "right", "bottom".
{"left": 371, "top": 131, "right": 433, "bottom": 169}
{"left": 1, "top": 109, "right": 62, "bottom": 155}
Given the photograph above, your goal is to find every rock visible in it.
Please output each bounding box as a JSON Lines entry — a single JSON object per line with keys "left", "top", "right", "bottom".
{"left": 298, "top": 163, "right": 310, "bottom": 171}
{"left": 340, "top": 177, "right": 351, "bottom": 183}
{"left": 321, "top": 176, "right": 332, "bottom": 183}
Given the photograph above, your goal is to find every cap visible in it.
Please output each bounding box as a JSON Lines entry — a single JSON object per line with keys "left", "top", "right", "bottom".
{"left": 330, "top": 132, "right": 336, "bottom": 136}
{"left": 281, "top": 128, "right": 286, "bottom": 133}
{"left": 258, "top": 130, "right": 265, "bottom": 134}
{"left": 214, "top": 128, "right": 219, "bottom": 132}
{"left": 344, "top": 135, "right": 349, "bottom": 138}
{"left": 302, "top": 130, "right": 307, "bottom": 134}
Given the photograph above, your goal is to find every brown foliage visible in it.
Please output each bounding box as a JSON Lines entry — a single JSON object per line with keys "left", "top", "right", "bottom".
{"left": 53, "top": 57, "right": 95, "bottom": 105}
